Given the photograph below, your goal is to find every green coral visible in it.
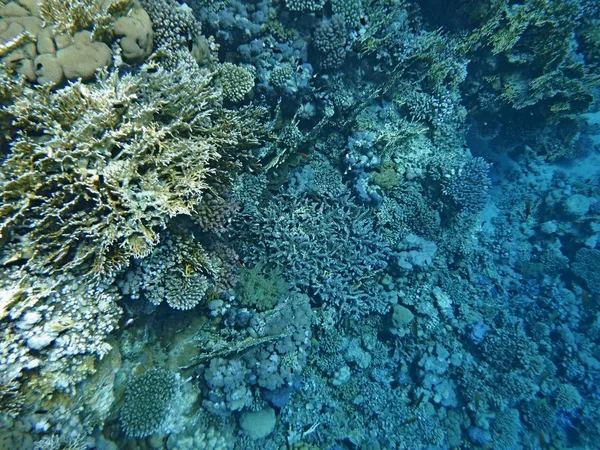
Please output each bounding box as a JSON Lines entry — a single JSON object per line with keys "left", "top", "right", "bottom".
{"left": 371, "top": 160, "right": 400, "bottom": 191}
{"left": 238, "top": 262, "right": 289, "bottom": 311}
{"left": 120, "top": 368, "right": 181, "bottom": 438}
{"left": 0, "top": 63, "right": 268, "bottom": 279}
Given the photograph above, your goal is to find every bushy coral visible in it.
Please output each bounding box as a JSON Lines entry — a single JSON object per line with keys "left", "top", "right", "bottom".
{"left": 139, "top": 0, "right": 200, "bottom": 65}
{"left": 0, "top": 63, "right": 267, "bottom": 279}
{"left": 284, "top": 0, "right": 325, "bottom": 12}
{"left": 195, "top": 192, "right": 240, "bottom": 235}
{"left": 491, "top": 408, "right": 521, "bottom": 450}
{"left": 312, "top": 14, "right": 349, "bottom": 70}
{"left": 331, "top": 0, "right": 363, "bottom": 29}
{"left": 238, "top": 262, "right": 289, "bottom": 311}
{"left": 439, "top": 156, "right": 492, "bottom": 215}
{"left": 120, "top": 368, "right": 181, "bottom": 438}
{"left": 288, "top": 157, "right": 347, "bottom": 199}
{"left": 238, "top": 193, "right": 392, "bottom": 317}
{"left": 121, "top": 231, "right": 220, "bottom": 310}
{"left": 555, "top": 383, "right": 582, "bottom": 411}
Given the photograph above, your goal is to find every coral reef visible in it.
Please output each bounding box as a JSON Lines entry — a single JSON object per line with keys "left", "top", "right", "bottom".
{"left": 1, "top": 0, "right": 599, "bottom": 448}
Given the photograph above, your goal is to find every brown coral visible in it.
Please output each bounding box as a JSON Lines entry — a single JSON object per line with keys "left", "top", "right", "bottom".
{"left": 0, "top": 0, "right": 153, "bottom": 86}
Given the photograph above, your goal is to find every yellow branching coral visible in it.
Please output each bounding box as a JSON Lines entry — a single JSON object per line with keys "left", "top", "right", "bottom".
{"left": 39, "top": 0, "right": 134, "bottom": 38}
{"left": 0, "top": 63, "right": 269, "bottom": 279}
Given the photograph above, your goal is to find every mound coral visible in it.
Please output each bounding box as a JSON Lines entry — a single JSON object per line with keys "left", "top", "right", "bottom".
{"left": 0, "top": 0, "right": 153, "bottom": 86}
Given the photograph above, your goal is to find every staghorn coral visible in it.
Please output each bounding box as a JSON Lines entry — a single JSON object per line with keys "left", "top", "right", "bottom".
{"left": 238, "top": 193, "right": 392, "bottom": 317}
{"left": 0, "top": 62, "right": 268, "bottom": 280}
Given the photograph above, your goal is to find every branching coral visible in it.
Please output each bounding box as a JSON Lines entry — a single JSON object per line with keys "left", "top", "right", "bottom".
{"left": 238, "top": 194, "right": 392, "bottom": 317}
{"left": 0, "top": 63, "right": 269, "bottom": 280}
{"left": 39, "top": 0, "right": 134, "bottom": 38}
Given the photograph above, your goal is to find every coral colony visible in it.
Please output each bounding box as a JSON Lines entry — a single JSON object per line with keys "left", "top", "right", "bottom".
{"left": 0, "top": 0, "right": 599, "bottom": 448}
